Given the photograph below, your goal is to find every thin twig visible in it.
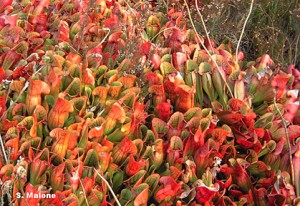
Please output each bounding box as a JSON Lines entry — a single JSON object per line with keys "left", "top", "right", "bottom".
{"left": 63, "top": 42, "right": 82, "bottom": 56}
{"left": 123, "top": 0, "right": 137, "bottom": 16}
{"left": 235, "top": 0, "right": 254, "bottom": 62}
{"left": 75, "top": 156, "right": 90, "bottom": 206}
{"left": 0, "top": 65, "right": 41, "bottom": 121}
{"left": 195, "top": 0, "right": 214, "bottom": 53}
{"left": 0, "top": 81, "right": 29, "bottom": 121}
{"left": 150, "top": 26, "right": 177, "bottom": 42}
{"left": 33, "top": 65, "right": 43, "bottom": 76}
{"left": 273, "top": 89, "right": 295, "bottom": 186}
{"left": 18, "top": 176, "right": 29, "bottom": 206}
{"left": 79, "top": 177, "right": 90, "bottom": 206}
{"left": 0, "top": 134, "right": 8, "bottom": 164}
{"left": 183, "top": 0, "right": 234, "bottom": 98}
{"left": 95, "top": 28, "right": 111, "bottom": 49}
{"left": 94, "top": 168, "right": 121, "bottom": 206}
{"left": 161, "top": 0, "right": 168, "bottom": 9}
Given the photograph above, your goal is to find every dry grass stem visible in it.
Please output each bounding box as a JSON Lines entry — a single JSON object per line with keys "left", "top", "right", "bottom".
{"left": 150, "top": 26, "right": 177, "bottom": 42}
{"left": 0, "top": 81, "right": 29, "bottom": 121}
{"left": 95, "top": 28, "right": 111, "bottom": 49}
{"left": 273, "top": 89, "right": 295, "bottom": 186}
{"left": 183, "top": 0, "right": 234, "bottom": 98}
{"left": 235, "top": 0, "right": 254, "bottom": 62}
{"left": 0, "top": 134, "right": 8, "bottom": 164}
{"left": 94, "top": 168, "right": 121, "bottom": 206}
{"left": 195, "top": 0, "right": 214, "bottom": 53}
{"left": 79, "top": 177, "right": 90, "bottom": 206}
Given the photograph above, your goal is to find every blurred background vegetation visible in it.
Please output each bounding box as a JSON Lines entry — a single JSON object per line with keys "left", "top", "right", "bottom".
{"left": 199, "top": 0, "right": 300, "bottom": 67}
{"left": 155, "top": 0, "right": 300, "bottom": 68}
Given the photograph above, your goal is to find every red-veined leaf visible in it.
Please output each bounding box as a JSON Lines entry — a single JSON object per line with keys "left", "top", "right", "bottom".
{"left": 112, "top": 137, "right": 137, "bottom": 164}
{"left": 125, "top": 154, "right": 146, "bottom": 176}
{"left": 48, "top": 97, "right": 74, "bottom": 129}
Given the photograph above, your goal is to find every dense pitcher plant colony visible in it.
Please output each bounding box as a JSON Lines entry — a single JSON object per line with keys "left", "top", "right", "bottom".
{"left": 0, "top": 0, "right": 299, "bottom": 205}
